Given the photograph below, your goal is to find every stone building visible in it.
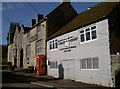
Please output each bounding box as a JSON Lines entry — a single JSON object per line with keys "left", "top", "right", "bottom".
{"left": 7, "top": 2, "right": 77, "bottom": 70}
{"left": 7, "top": 22, "right": 30, "bottom": 68}
{"left": 7, "top": 1, "right": 120, "bottom": 88}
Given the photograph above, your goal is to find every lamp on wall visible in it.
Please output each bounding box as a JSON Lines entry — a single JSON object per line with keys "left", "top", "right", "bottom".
{"left": 117, "top": 52, "right": 120, "bottom": 55}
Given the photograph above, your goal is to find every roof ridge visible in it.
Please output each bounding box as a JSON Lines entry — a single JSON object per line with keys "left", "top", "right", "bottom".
{"left": 48, "top": 2, "right": 119, "bottom": 40}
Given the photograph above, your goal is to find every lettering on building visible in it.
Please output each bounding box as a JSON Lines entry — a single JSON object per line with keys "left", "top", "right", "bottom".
{"left": 58, "top": 36, "right": 78, "bottom": 45}
{"left": 60, "top": 46, "right": 76, "bottom": 52}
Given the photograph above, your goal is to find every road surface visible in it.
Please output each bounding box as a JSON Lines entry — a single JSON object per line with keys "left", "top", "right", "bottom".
{"left": 2, "top": 71, "right": 54, "bottom": 89}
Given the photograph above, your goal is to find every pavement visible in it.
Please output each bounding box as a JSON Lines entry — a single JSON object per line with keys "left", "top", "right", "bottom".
{"left": 3, "top": 68, "right": 115, "bottom": 89}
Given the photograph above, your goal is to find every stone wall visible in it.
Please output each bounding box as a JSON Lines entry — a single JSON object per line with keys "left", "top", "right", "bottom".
{"left": 111, "top": 54, "right": 120, "bottom": 87}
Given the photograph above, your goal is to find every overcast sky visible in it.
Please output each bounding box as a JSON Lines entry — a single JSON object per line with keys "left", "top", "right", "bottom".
{"left": 1, "top": 1, "right": 100, "bottom": 45}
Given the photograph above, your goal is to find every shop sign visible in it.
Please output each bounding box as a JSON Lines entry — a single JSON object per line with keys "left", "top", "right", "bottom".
{"left": 60, "top": 46, "right": 76, "bottom": 52}
{"left": 58, "top": 36, "right": 78, "bottom": 46}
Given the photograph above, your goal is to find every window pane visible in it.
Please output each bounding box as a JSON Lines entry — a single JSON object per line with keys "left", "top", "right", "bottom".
{"left": 93, "top": 57, "right": 99, "bottom": 69}
{"left": 53, "top": 62, "right": 55, "bottom": 69}
{"left": 81, "top": 59, "right": 86, "bottom": 69}
{"left": 55, "top": 42, "right": 58, "bottom": 48}
{"left": 92, "top": 30, "right": 97, "bottom": 39}
{"left": 87, "top": 58, "right": 92, "bottom": 69}
{"left": 50, "top": 62, "right": 58, "bottom": 69}
{"left": 52, "top": 40, "right": 54, "bottom": 49}
{"left": 50, "top": 42, "right": 52, "bottom": 50}
{"left": 85, "top": 28, "right": 90, "bottom": 32}
{"left": 80, "top": 30, "right": 84, "bottom": 33}
{"left": 40, "top": 47, "right": 42, "bottom": 52}
{"left": 91, "top": 26, "right": 96, "bottom": 30}
{"left": 80, "top": 34, "right": 85, "bottom": 42}
{"left": 55, "top": 40, "right": 58, "bottom": 48}
{"left": 52, "top": 62, "right": 53, "bottom": 68}
{"left": 56, "top": 62, "right": 58, "bottom": 68}
{"left": 50, "top": 62, "right": 52, "bottom": 68}
{"left": 86, "top": 32, "right": 90, "bottom": 41}
{"left": 39, "top": 40, "right": 42, "bottom": 46}
{"left": 36, "top": 40, "right": 42, "bottom": 54}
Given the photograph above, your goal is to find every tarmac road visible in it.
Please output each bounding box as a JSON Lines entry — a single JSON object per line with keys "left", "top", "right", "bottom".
{"left": 1, "top": 70, "right": 117, "bottom": 89}
{"left": 2, "top": 71, "right": 54, "bottom": 89}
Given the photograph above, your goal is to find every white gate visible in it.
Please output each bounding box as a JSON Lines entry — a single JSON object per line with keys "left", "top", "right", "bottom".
{"left": 62, "top": 59, "right": 75, "bottom": 80}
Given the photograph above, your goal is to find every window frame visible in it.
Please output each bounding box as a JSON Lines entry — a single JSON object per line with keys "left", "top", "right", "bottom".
{"left": 36, "top": 40, "right": 42, "bottom": 55}
{"left": 26, "top": 44, "right": 31, "bottom": 57}
{"left": 79, "top": 25, "right": 97, "bottom": 44}
{"left": 91, "top": 26, "right": 97, "bottom": 40}
{"left": 80, "top": 30, "right": 85, "bottom": 42}
{"left": 49, "top": 61, "right": 58, "bottom": 69}
{"left": 80, "top": 57, "right": 99, "bottom": 70}
{"left": 49, "top": 39, "right": 58, "bottom": 51}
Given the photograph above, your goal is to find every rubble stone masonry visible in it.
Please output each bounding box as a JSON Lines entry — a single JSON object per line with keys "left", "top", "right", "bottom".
{"left": 111, "top": 54, "right": 120, "bottom": 87}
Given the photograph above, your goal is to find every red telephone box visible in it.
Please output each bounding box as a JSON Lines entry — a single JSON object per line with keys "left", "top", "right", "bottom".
{"left": 36, "top": 55, "right": 46, "bottom": 75}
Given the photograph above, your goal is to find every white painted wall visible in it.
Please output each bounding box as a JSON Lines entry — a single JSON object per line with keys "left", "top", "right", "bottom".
{"left": 47, "top": 19, "right": 113, "bottom": 87}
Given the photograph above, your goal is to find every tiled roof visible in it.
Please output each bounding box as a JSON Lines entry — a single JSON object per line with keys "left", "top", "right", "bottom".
{"left": 49, "top": 2, "right": 119, "bottom": 40}
{"left": 46, "top": 2, "right": 77, "bottom": 37}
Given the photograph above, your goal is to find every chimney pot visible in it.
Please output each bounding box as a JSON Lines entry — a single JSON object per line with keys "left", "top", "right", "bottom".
{"left": 31, "top": 19, "right": 36, "bottom": 27}
{"left": 36, "top": 14, "right": 43, "bottom": 23}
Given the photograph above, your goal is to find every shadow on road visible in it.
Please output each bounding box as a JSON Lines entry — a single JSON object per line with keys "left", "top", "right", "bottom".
{"left": 2, "top": 71, "right": 31, "bottom": 83}
{"left": 1, "top": 87, "right": 54, "bottom": 89}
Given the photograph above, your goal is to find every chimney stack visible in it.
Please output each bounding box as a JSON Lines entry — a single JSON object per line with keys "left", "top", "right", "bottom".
{"left": 31, "top": 19, "right": 36, "bottom": 27}
{"left": 36, "top": 14, "right": 43, "bottom": 23}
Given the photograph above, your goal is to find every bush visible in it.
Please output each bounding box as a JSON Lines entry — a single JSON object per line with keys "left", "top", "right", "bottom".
{"left": 24, "top": 66, "right": 34, "bottom": 73}
{"left": 0, "top": 59, "right": 8, "bottom": 65}
{"left": 7, "top": 62, "right": 12, "bottom": 66}
{"left": 28, "top": 66, "right": 34, "bottom": 73}
{"left": 10, "top": 65, "right": 15, "bottom": 71}
{"left": 24, "top": 68, "right": 29, "bottom": 73}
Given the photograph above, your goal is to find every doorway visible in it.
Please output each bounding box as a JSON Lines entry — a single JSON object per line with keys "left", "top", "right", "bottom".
{"left": 62, "top": 59, "right": 75, "bottom": 80}
{"left": 14, "top": 58, "right": 17, "bottom": 68}
{"left": 20, "top": 48, "right": 23, "bottom": 67}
